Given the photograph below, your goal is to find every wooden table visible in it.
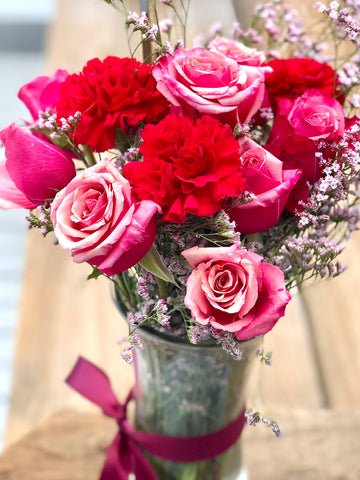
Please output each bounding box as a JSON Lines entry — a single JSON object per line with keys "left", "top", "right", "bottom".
{"left": 1, "top": 409, "right": 360, "bottom": 479}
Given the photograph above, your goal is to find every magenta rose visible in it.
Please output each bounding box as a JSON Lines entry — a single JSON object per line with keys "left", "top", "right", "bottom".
{"left": 0, "top": 147, "right": 37, "bottom": 209}
{"left": 152, "top": 47, "right": 271, "bottom": 126}
{"left": 0, "top": 123, "right": 76, "bottom": 206}
{"left": 286, "top": 89, "right": 345, "bottom": 141}
{"left": 228, "top": 137, "right": 301, "bottom": 234}
{"left": 266, "top": 88, "right": 345, "bottom": 186}
{"left": 18, "top": 69, "right": 69, "bottom": 121}
{"left": 209, "top": 37, "right": 265, "bottom": 66}
{"left": 51, "top": 160, "right": 160, "bottom": 276}
{"left": 182, "top": 244, "right": 291, "bottom": 341}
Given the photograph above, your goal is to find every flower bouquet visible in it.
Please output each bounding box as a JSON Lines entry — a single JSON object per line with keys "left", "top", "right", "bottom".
{"left": 1, "top": 0, "right": 360, "bottom": 479}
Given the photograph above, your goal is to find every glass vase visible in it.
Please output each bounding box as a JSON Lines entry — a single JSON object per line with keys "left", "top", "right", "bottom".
{"left": 133, "top": 326, "right": 262, "bottom": 480}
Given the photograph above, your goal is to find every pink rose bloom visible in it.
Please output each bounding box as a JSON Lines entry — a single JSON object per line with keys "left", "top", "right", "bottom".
{"left": 209, "top": 37, "right": 265, "bottom": 66}
{"left": 286, "top": 88, "right": 345, "bottom": 141}
{"left": 51, "top": 160, "right": 160, "bottom": 276}
{"left": 228, "top": 138, "right": 302, "bottom": 234}
{"left": 18, "top": 69, "right": 69, "bottom": 121}
{"left": 0, "top": 123, "right": 76, "bottom": 206}
{"left": 266, "top": 88, "right": 345, "bottom": 186}
{"left": 0, "top": 147, "right": 37, "bottom": 209}
{"left": 182, "top": 244, "right": 291, "bottom": 341}
{"left": 152, "top": 47, "right": 271, "bottom": 126}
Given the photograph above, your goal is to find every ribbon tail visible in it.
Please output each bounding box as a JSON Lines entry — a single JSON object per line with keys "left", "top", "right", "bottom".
{"left": 99, "top": 432, "right": 130, "bottom": 480}
{"left": 130, "top": 439, "right": 160, "bottom": 480}
{"left": 99, "top": 432, "right": 159, "bottom": 480}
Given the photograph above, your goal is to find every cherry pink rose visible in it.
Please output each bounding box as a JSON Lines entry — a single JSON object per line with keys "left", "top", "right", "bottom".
{"left": 152, "top": 47, "right": 271, "bottom": 126}
{"left": 18, "top": 69, "right": 69, "bottom": 121}
{"left": 182, "top": 244, "right": 291, "bottom": 341}
{"left": 266, "top": 88, "right": 345, "bottom": 187}
{"left": 51, "top": 160, "right": 161, "bottom": 276}
{"left": 0, "top": 123, "right": 76, "bottom": 205}
{"left": 0, "top": 147, "right": 37, "bottom": 209}
{"left": 209, "top": 37, "right": 265, "bottom": 66}
{"left": 228, "top": 137, "right": 302, "bottom": 234}
{"left": 286, "top": 88, "right": 345, "bottom": 141}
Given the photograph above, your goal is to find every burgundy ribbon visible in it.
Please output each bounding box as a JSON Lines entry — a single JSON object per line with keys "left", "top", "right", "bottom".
{"left": 66, "top": 356, "right": 246, "bottom": 480}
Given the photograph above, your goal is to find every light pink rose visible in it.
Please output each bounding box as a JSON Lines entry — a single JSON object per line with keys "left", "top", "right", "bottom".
{"left": 152, "top": 47, "right": 271, "bottom": 126}
{"left": 228, "top": 137, "right": 302, "bottom": 234}
{"left": 0, "top": 147, "right": 37, "bottom": 209}
{"left": 182, "top": 244, "right": 291, "bottom": 341}
{"left": 285, "top": 88, "right": 345, "bottom": 141}
{"left": 18, "top": 69, "right": 69, "bottom": 121}
{"left": 0, "top": 123, "right": 76, "bottom": 206}
{"left": 51, "top": 160, "right": 161, "bottom": 276}
{"left": 209, "top": 36, "right": 265, "bottom": 66}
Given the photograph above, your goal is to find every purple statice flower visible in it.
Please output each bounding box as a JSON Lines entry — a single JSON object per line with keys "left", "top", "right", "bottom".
{"left": 210, "top": 327, "right": 244, "bottom": 360}
{"left": 159, "top": 19, "right": 172, "bottom": 34}
{"left": 316, "top": 1, "right": 360, "bottom": 47}
{"left": 114, "top": 147, "right": 141, "bottom": 170}
{"left": 232, "top": 22, "right": 263, "bottom": 45}
{"left": 154, "top": 299, "right": 171, "bottom": 327}
{"left": 259, "top": 107, "right": 274, "bottom": 122}
{"left": 121, "top": 345, "right": 135, "bottom": 364}
{"left": 245, "top": 408, "right": 281, "bottom": 437}
{"left": 147, "top": 24, "right": 159, "bottom": 41}
{"left": 338, "top": 62, "right": 360, "bottom": 89}
{"left": 127, "top": 11, "right": 149, "bottom": 30}
{"left": 127, "top": 311, "right": 147, "bottom": 327}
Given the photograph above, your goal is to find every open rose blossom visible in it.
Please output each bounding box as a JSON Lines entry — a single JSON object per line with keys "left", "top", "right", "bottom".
{"left": 266, "top": 89, "right": 345, "bottom": 185}
{"left": 152, "top": 47, "right": 271, "bottom": 126}
{"left": 209, "top": 37, "right": 265, "bottom": 66}
{"left": 182, "top": 244, "right": 291, "bottom": 341}
{"left": 228, "top": 137, "right": 302, "bottom": 234}
{"left": 123, "top": 114, "right": 246, "bottom": 223}
{"left": 0, "top": 123, "right": 76, "bottom": 205}
{"left": 51, "top": 160, "right": 160, "bottom": 276}
{"left": 18, "top": 69, "right": 69, "bottom": 121}
{"left": 55, "top": 56, "right": 169, "bottom": 152}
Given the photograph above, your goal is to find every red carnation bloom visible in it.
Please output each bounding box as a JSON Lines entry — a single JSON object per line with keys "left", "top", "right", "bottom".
{"left": 55, "top": 56, "right": 169, "bottom": 152}
{"left": 265, "top": 58, "right": 343, "bottom": 111}
{"left": 123, "top": 114, "right": 246, "bottom": 223}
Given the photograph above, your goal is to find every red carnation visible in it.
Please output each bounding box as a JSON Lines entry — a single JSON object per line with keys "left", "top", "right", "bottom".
{"left": 123, "top": 114, "right": 246, "bottom": 223}
{"left": 265, "top": 58, "right": 343, "bottom": 111}
{"left": 55, "top": 56, "right": 169, "bottom": 152}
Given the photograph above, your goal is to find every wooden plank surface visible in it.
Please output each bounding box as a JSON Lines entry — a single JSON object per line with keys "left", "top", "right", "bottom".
{"left": 1, "top": 409, "right": 360, "bottom": 480}
{"left": 301, "top": 231, "right": 360, "bottom": 409}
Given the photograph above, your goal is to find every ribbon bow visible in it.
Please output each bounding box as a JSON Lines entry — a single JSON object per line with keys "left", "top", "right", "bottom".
{"left": 66, "top": 356, "right": 246, "bottom": 480}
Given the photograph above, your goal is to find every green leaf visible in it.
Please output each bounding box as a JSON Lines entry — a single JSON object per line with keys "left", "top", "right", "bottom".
{"left": 87, "top": 266, "right": 103, "bottom": 280}
{"left": 139, "top": 245, "right": 180, "bottom": 287}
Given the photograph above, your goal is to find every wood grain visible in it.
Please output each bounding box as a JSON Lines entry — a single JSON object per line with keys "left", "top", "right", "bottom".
{"left": 1, "top": 409, "right": 360, "bottom": 480}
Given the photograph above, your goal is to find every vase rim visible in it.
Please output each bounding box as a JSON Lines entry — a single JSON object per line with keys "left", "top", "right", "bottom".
{"left": 138, "top": 325, "right": 263, "bottom": 351}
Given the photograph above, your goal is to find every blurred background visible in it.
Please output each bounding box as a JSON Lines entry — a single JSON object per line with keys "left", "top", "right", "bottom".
{"left": 0, "top": 0, "right": 56, "bottom": 450}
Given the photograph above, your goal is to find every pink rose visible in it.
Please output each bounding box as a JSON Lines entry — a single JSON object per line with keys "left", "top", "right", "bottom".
{"left": 182, "top": 244, "right": 291, "bottom": 341}
{"left": 266, "top": 88, "right": 345, "bottom": 187}
{"left": 286, "top": 89, "right": 345, "bottom": 141}
{"left": 228, "top": 138, "right": 302, "bottom": 234}
{"left": 209, "top": 37, "right": 265, "bottom": 66}
{"left": 51, "top": 160, "right": 160, "bottom": 276}
{"left": 0, "top": 147, "right": 37, "bottom": 209}
{"left": 0, "top": 123, "right": 76, "bottom": 206}
{"left": 18, "top": 69, "right": 69, "bottom": 121}
{"left": 152, "top": 47, "right": 270, "bottom": 126}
